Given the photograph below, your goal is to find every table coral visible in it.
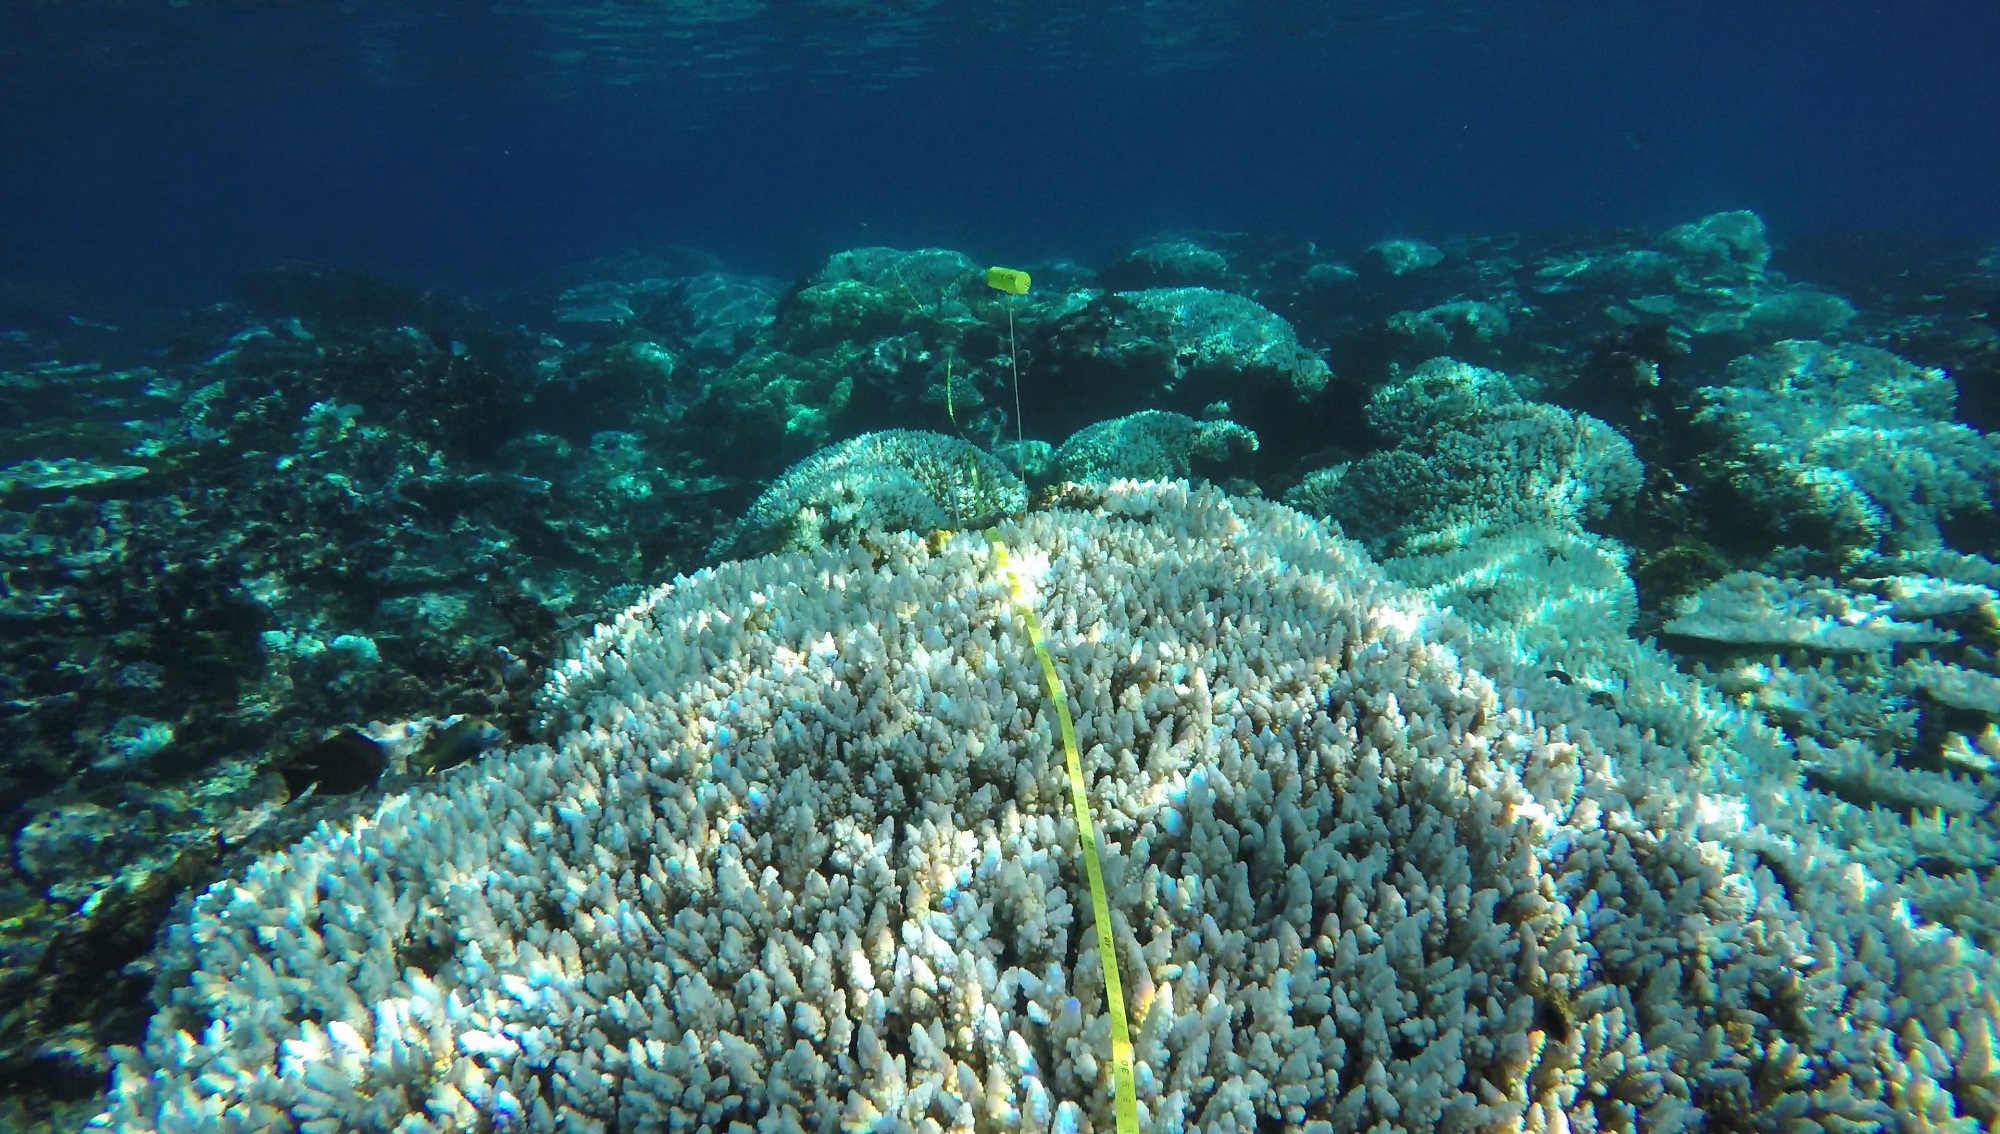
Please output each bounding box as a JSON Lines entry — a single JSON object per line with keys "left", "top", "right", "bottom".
{"left": 1691, "top": 340, "right": 2000, "bottom": 560}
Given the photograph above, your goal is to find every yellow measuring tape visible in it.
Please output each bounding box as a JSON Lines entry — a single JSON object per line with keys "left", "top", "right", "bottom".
{"left": 987, "top": 531, "right": 1139, "bottom": 1134}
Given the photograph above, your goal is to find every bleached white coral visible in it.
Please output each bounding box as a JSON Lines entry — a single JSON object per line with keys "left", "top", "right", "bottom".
{"left": 1657, "top": 564, "right": 2000, "bottom": 958}
{"left": 1659, "top": 210, "right": 1772, "bottom": 278}
{"left": 1798, "top": 735, "right": 1999, "bottom": 815}
{"left": 1290, "top": 394, "right": 1642, "bottom": 556}
{"left": 711, "top": 429, "right": 1025, "bottom": 559}
{"left": 1114, "top": 287, "right": 1333, "bottom": 397}
{"left": 1383, "top": 300, "right": 1513, "bottom": 361}
{"left": 1903, "top": 659, "right": 2000, "bottom": 716}
{"left": 1693, "top": 341, "right": 2000, "bottom": 557}
{"left": 1940, "top": 725, "right": 2000, "bottom": 776}
{"left": 97, "top": 485, "right": 1995, "bottom": 1132}
{"left": 1664, "top": 571, "right": 1953, "bottom": 653}
{"left": 1381, "top": 523, "right": 1634, "bottom": 685}
{"left": 1878, "top": 548, "right": 2000, "bottom": 592}
{"left": 1054, "top": 410, "right": 1257, "bottom": 484}
{"left": 1859, "top": 571, "right": 2000, "bottom": 622}
{"left": 1364, "top": 357, "right": 1525, "bottom": 440}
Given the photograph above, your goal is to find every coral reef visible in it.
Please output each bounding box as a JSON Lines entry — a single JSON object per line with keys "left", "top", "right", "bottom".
{"left": 1031, "top": 287, "right": 1332, "bottom": 442}
{"left": 97, "top": 483, "right": 1946, "bottom": 1133}
{"left": 0, "top": 274, "right": 745, "bottom": 1107}
{"left": 681, "top": 248, "right": 1039, "bottom": 473}
{"left": 1657, "top": 211, "right": 1772, "bottom": 278}
{"left": 1661, "top": 564, "right": 2000, "bottom": 951}
{"left": 1690, "top": 340, "right": 2000, "bottom": 560}
{"left": 1360, "top": 238, "right": 1445, "bottom": 277}
{"left": 1096, "top": 238, "right": 1243, "bottom": 293}
{"left": 1382, "top": 300, "right": 1513, "bottom": 363}
{"left": 1284, "top": 360, "right": 1640, "bottom": 556}
{"left": 4, "top": 207, "right": 2000, "bottom": 1128}
{"left": 1358, "top": 356, "right": 1527, "bottom": 439}
{"left": 1663, "top": 570, "right": 1956, "bottom": 654}
{"left": 550, "top": 252, "right": 781, "bottom": 363}
{"left": 1104, "top": 287, "right": 1333, "bottom": 401}
{"left": 709, "top": 429, "right": 1026, "bottom": 560}
{"left": 1053, "top": 410, "right": 1257, "bottom": 485}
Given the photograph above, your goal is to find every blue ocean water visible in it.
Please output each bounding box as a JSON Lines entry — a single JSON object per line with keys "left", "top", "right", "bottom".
{"left": 4, "top": 2, "right": 2000, "bottom": 1131}
{"left": 3, "top": 0, "right": 1995, "bottom": 306}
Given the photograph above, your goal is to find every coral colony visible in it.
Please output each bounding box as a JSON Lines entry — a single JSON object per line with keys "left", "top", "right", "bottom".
{"left": 3, "top": 212, "right": 1998, "bottom": 1131}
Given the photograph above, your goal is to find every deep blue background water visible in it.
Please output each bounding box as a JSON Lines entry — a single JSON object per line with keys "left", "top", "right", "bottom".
{"left": 2, "top": 0, "right": 1996, "bottom": 309}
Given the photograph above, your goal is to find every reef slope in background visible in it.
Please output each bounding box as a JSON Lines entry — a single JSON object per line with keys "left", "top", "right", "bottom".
{"left": 1, "top": 213, "right": 1998, "bottom": 1130}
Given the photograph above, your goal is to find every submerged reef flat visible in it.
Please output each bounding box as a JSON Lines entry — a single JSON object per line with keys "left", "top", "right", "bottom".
{"left": 1, "top": 215, "right": 1999, "bottom": 1129}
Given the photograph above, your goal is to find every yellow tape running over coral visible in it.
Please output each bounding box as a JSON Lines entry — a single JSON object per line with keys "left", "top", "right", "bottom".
{"left": 986, "top": 531, "right": 1140, "bottom": 1134}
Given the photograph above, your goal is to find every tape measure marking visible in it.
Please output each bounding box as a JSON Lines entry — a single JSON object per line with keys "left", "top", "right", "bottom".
{"left": 987, "top": 531, "right": 1140, "bottom": 1134}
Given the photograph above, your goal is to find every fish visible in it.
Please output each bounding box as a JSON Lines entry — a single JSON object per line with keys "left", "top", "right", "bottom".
{"left": 411, "top": 717, "right": 504, "bottom": 775}
{"left": 280, "top": 728, "right": 386, "bottom": 799}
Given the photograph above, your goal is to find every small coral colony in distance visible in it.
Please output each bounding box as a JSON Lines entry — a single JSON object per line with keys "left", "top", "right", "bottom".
{"left": 2, "top": 10, "right": 2000, "bottom": 1132}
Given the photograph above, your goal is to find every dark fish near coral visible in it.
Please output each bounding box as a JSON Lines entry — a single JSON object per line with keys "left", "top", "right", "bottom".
{"left": 280, "top": 728, "right": 387, "bottom": 799}
{"left": 411, "top": 717, "right": 503, "bottom": 775}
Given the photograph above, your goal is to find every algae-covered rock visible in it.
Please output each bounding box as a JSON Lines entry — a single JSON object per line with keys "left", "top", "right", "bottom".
{"left": 1660, "top": 209, "right": 1771, "bottom": 277}
{"left": 1034, "top": 286, "right": 1331, "bottom": 441}
{"left": 1361, "top": 237, "right": 1445, "bottom": 276}
{"left": 1098, "top": 237, "right": 1242, "bottom": 292}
